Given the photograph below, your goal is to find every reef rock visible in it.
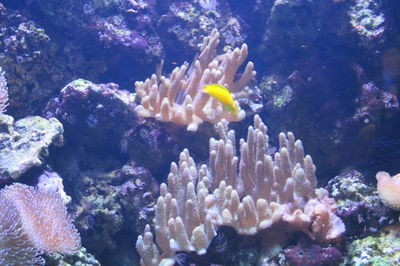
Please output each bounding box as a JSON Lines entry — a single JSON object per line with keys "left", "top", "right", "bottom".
{"left": 0, "top": 114, "right": 63, "bottom": 182}
{"left": 44, "top": 79, "right": 137, "bottom": 151}
{"left": 284, "top": 238, "right": 343, "bottom": 266}
{"left": 346, "top": 225, "right": 400, "bottom": 265}
{"left": 326, "top": 170, "right": 398, "bottom": 238}
{"left": 0, "top": 3, "right": 105, "bottom": 118}
{"left": 46, "top": 247, "right": 100, "bottom": 266}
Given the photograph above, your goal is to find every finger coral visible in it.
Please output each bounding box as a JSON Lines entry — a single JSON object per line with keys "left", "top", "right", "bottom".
{"left": 134, "top": 29, "right": 256, "bottom": 131}
{"left": 136, "top": 115, "right": 345, "bottom": 265}
{"left": 0, "top": 183, "right": 81, "bottom": 265}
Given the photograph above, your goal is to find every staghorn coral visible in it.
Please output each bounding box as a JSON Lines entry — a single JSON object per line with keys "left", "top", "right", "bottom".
{"left": 134, "top": 29, "right": 255, "bottom": 131}
{"left": 0, "top": 183, "right": 80, "bottom": 265}
{"left": 136, "top": 115, "right": 344, "bottom": 265}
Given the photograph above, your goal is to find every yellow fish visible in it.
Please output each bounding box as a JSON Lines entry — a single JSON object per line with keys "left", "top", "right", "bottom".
{"left": 202, "top": 84, "right": 239, "bottom": 115}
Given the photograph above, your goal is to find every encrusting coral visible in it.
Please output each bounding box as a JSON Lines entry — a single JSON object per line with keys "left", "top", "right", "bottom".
{"left": 134, "top": 29, "right": 256, "bottom": 131}
{"left": 136, "top": 115, "right": 345, "bottom": 265}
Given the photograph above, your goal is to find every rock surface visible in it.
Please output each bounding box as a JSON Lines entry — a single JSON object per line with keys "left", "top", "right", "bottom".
{"left": 0, "top": 114, "right": 63, "bottom": 182}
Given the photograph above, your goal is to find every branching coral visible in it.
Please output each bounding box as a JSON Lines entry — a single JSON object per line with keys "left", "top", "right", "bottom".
{"left": 0, "top": 183, "right": 81, "bottom": 265}
{"left": 136, "top": 115, "right": 345, "bottom": 265}
{"left": 134, "top": 29, "right": 256, "bottom": 131}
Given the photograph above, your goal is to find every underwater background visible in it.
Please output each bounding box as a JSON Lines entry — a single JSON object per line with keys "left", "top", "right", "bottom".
{"left": 1, "top": 0, "right": 400, "bottom": 265}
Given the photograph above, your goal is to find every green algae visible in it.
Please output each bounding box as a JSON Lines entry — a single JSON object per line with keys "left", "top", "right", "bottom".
{"left": 346, "top": 225, "right": 400, "bottom": 266}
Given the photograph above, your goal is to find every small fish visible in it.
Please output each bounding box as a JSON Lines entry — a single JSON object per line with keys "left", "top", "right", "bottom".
{"left": 202, "top": 84, "right": 238, "bottom": 115}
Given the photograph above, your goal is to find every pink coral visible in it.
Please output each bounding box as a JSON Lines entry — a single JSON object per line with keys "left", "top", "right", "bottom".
{"left": 0, "top": 183, "right": 81, "bottom": 264}
{"left": 376, "top": 171, "right": 400, "bottom": 210}
{"left": 0, "top": 197, "right": 44, "bottom": 265}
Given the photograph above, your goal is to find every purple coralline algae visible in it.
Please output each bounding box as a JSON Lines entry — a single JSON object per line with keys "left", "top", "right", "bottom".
{"left": 355, "top": 82, "right": 399, "bottom": 116}
{"left": 0, "top": 66, "right": 8, "bottom": 114}
{"left": 35, "top": 0, "right": 163, "bottom": 58}
{"left": 0, "top": 4, "right": 108, "bottom": 118}
{"left": 159, "top": 1, "right": 246, "bottom": 54}
{"left": 33, "top": 0, "right": 247, "bottom": 64}
{"left": 44, "top": 79, "right": 137, "bottom": 150}
{"left": 284, "top": 238, "right": 343, "bottom": 266}
{"left": 44, "top": 79, "right": 136, "bottom": 122}
{"left": 0, "top": 3, "right": 106, "bottom": 118}
{"left": 43, "top": 79, "right": 183, "bottom": 173}
{"left": 95, "top": 15, "right": 149, "bottom": 49}
{"left": 0, "top": 4, "right": 57, "bottom": 117}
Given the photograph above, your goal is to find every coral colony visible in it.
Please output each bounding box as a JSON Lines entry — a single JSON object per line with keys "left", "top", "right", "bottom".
{"left": 136, "top": 115, "right": 344, "bottom": 265}
{"left": 134, "top": 29, "right": 255, "bottom": 131}
{"left": 1, "top": 0, "right": 400, "bottom": 265}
